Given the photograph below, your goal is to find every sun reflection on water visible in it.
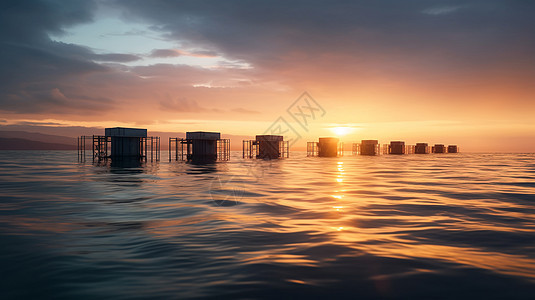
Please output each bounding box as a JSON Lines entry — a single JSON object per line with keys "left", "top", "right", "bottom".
{"left": 1, "top": 151, "right": 535, "bottom": 298}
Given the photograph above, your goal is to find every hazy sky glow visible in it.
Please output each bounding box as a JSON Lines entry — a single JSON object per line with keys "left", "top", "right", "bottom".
{"left": 1, "top": 0, "right": 534, "bottom": 151}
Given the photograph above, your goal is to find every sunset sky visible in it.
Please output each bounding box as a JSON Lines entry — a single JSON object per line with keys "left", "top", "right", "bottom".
{"left": 1, "top": 0, "right": 534, "bottom": 152}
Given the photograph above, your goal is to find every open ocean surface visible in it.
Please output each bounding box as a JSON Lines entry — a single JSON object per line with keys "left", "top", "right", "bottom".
{"left": 0, "top": 150, "right": 534, "bottom": 299}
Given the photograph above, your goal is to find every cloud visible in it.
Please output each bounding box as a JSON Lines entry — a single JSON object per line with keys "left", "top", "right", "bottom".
{"left": 130, "top": 63, "right": 256, "bottom": 88}
{"left": 93, "top": 53, "right": 142, "bottom": 62}
{"left": 159, "top": 96, "right": 257, "bottom": 115}
{"left": 10, "top": 121, "right": 66, "bottom": 126}
{"left": 231, "top": 108, "right": 261, "bottom": 114}
{"left": 0, "top": 0, "right": 96, "bottom": 43}
{"left": 150, "top": 49, "right": 181, "bottom": 57}
{"left": 189, "top": 50, "right": 218, "bottom": 58}
{"left": 159, "top": 96, "right": 204, "bottom": 113}
{"left": 149, "top": 48, "right": 218, "bottom": 58}
{"left": 2, "top": 87, "right": 114, "bottom": 114}
{"left": 111, "top": 0, "right": 535, "bottom": 79}
{"left": 1, "top": 0, "right": 534, "bottom": 129}
{"left": 422, "top": 6, "right": 463, "bottom": 15}
{"left": 0, "top": 0, "right": 118, "bottom": 115}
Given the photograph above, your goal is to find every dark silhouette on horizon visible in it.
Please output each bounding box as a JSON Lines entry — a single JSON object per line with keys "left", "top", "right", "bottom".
{"left": 415, "top": 143, "right": 429, "bottom": 154}
{"left": 169, "top": 131, "right": 230, "bottom": 163}
{"left": 360, "top": 140, "right": 379, "bottom": 156}
{"left": 432, "top": 144, "right": 445, "bottom": 153}
{"left": 243, "top": 135, "right": 289, "bottom": 159}
{"left": 78, "top": 127, "right": 160, "bottom": 163}
{"left": 389, "top": 141, "right": 405, "bottom": 155}
{"left": 308, "top": 137, "right": 342, "bottom": 157}
{"left": 448, "top": 145, "right": 459, "bottom": 153}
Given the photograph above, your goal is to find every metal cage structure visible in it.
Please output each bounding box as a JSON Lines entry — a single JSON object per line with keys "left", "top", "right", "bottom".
{"left": 169, "top": 132, "right": 230, "bottom": 162}
{"left": 352, "top": 140, "right": 381, "bottom": 156}
{"left": 78, "top": 135, "right": 110, "bottom": 162}
{"left": 432, "top": 144, "right": 446, "bottom": 153}
{"left": 141, "top": 137, "right": 161, "bottom": 162}
{"left": 351, "top": 141, "right": 460, "bottom": 156}
{"left": 352, "top": 143, "right": 360, "bottom": 155}
{"left": 307, "top": 138, "right": 343, "bottom": 157}
{"left": 360, "top": 140, "right": 380, "bottom": 156}
{"left": 388, "top": 141, "right": 406, "bottom": 155}
{"left": 242, "top": 135, "right": 289, "bottom": 159}
{"left": 169, "top": 137, "right": 186, "bottom": 161}
{"left": 78, "top": 135, "right": 160, "bottom": 162}
{"left": 243, "top": 139, "right": 258, "bottom": 159}
{"left": 78, "top": 135, "right": 109, "bottom": 162}
{"left": 414, "top": 143, "right": 430, "bottom": 154}
{"left": 216, "top": 139, "right": 231, "bottom": 161}
{"left": 338, "top": 142, "right": 344, "bottom": 157}
{"left": 279, "top": 140, "right": 290, "bottom": 158}
{"left": 447, "top": 145, "right": 459, "bottom": 153}
{"left": 307, "top": 142, "right": 319, "bottom": 157}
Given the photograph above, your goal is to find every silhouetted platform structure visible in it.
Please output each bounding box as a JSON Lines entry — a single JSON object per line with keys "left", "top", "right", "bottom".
{"left": 448, "top": 145, "right": 459, "bottom": 153}
{"left": 308, "top": 137, "right": 343, "bottom": 157}
{"left": 414, "top": 143, "right": 429, "bottom": 154}
{"left": 169, "top": 131, "right": 230, "bottom": 162}
{"left": 243, "top": 135, "right": 289, "bottom": 159}
{"left": 361, "top": 140, "right": 379, "bottom": 156}
{"left": 352, "top": 140, "right": 382, "bottom": 155}
{"left": 388, "top": 141, "right": 406, "bottom": 155}
{"left": 432, "top": 144, "right": 445, "bottom": 153}
{"left": 78, "top": 127, "right": 160, "bottom": 162}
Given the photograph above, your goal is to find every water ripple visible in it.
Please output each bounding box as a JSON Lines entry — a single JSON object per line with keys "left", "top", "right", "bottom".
{"left": 0, "top": 151, "right": 534, "bottom": 299}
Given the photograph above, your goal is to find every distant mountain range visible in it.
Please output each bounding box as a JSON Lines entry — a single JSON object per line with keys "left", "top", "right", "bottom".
{"left": 0, "top": 131, "right": 76, "bottom": 150}
{"left": 0, "top": 137, "right": 77, "bottom": 150}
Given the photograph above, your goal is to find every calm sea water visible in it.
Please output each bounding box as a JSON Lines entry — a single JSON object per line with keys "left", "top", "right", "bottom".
{"left": 0, "top": 150, "right": 534, "bottom": 299}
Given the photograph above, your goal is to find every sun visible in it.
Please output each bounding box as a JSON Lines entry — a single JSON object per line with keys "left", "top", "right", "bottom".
{"left": 330, "top": 126, "right": 352, "bottom": 136}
